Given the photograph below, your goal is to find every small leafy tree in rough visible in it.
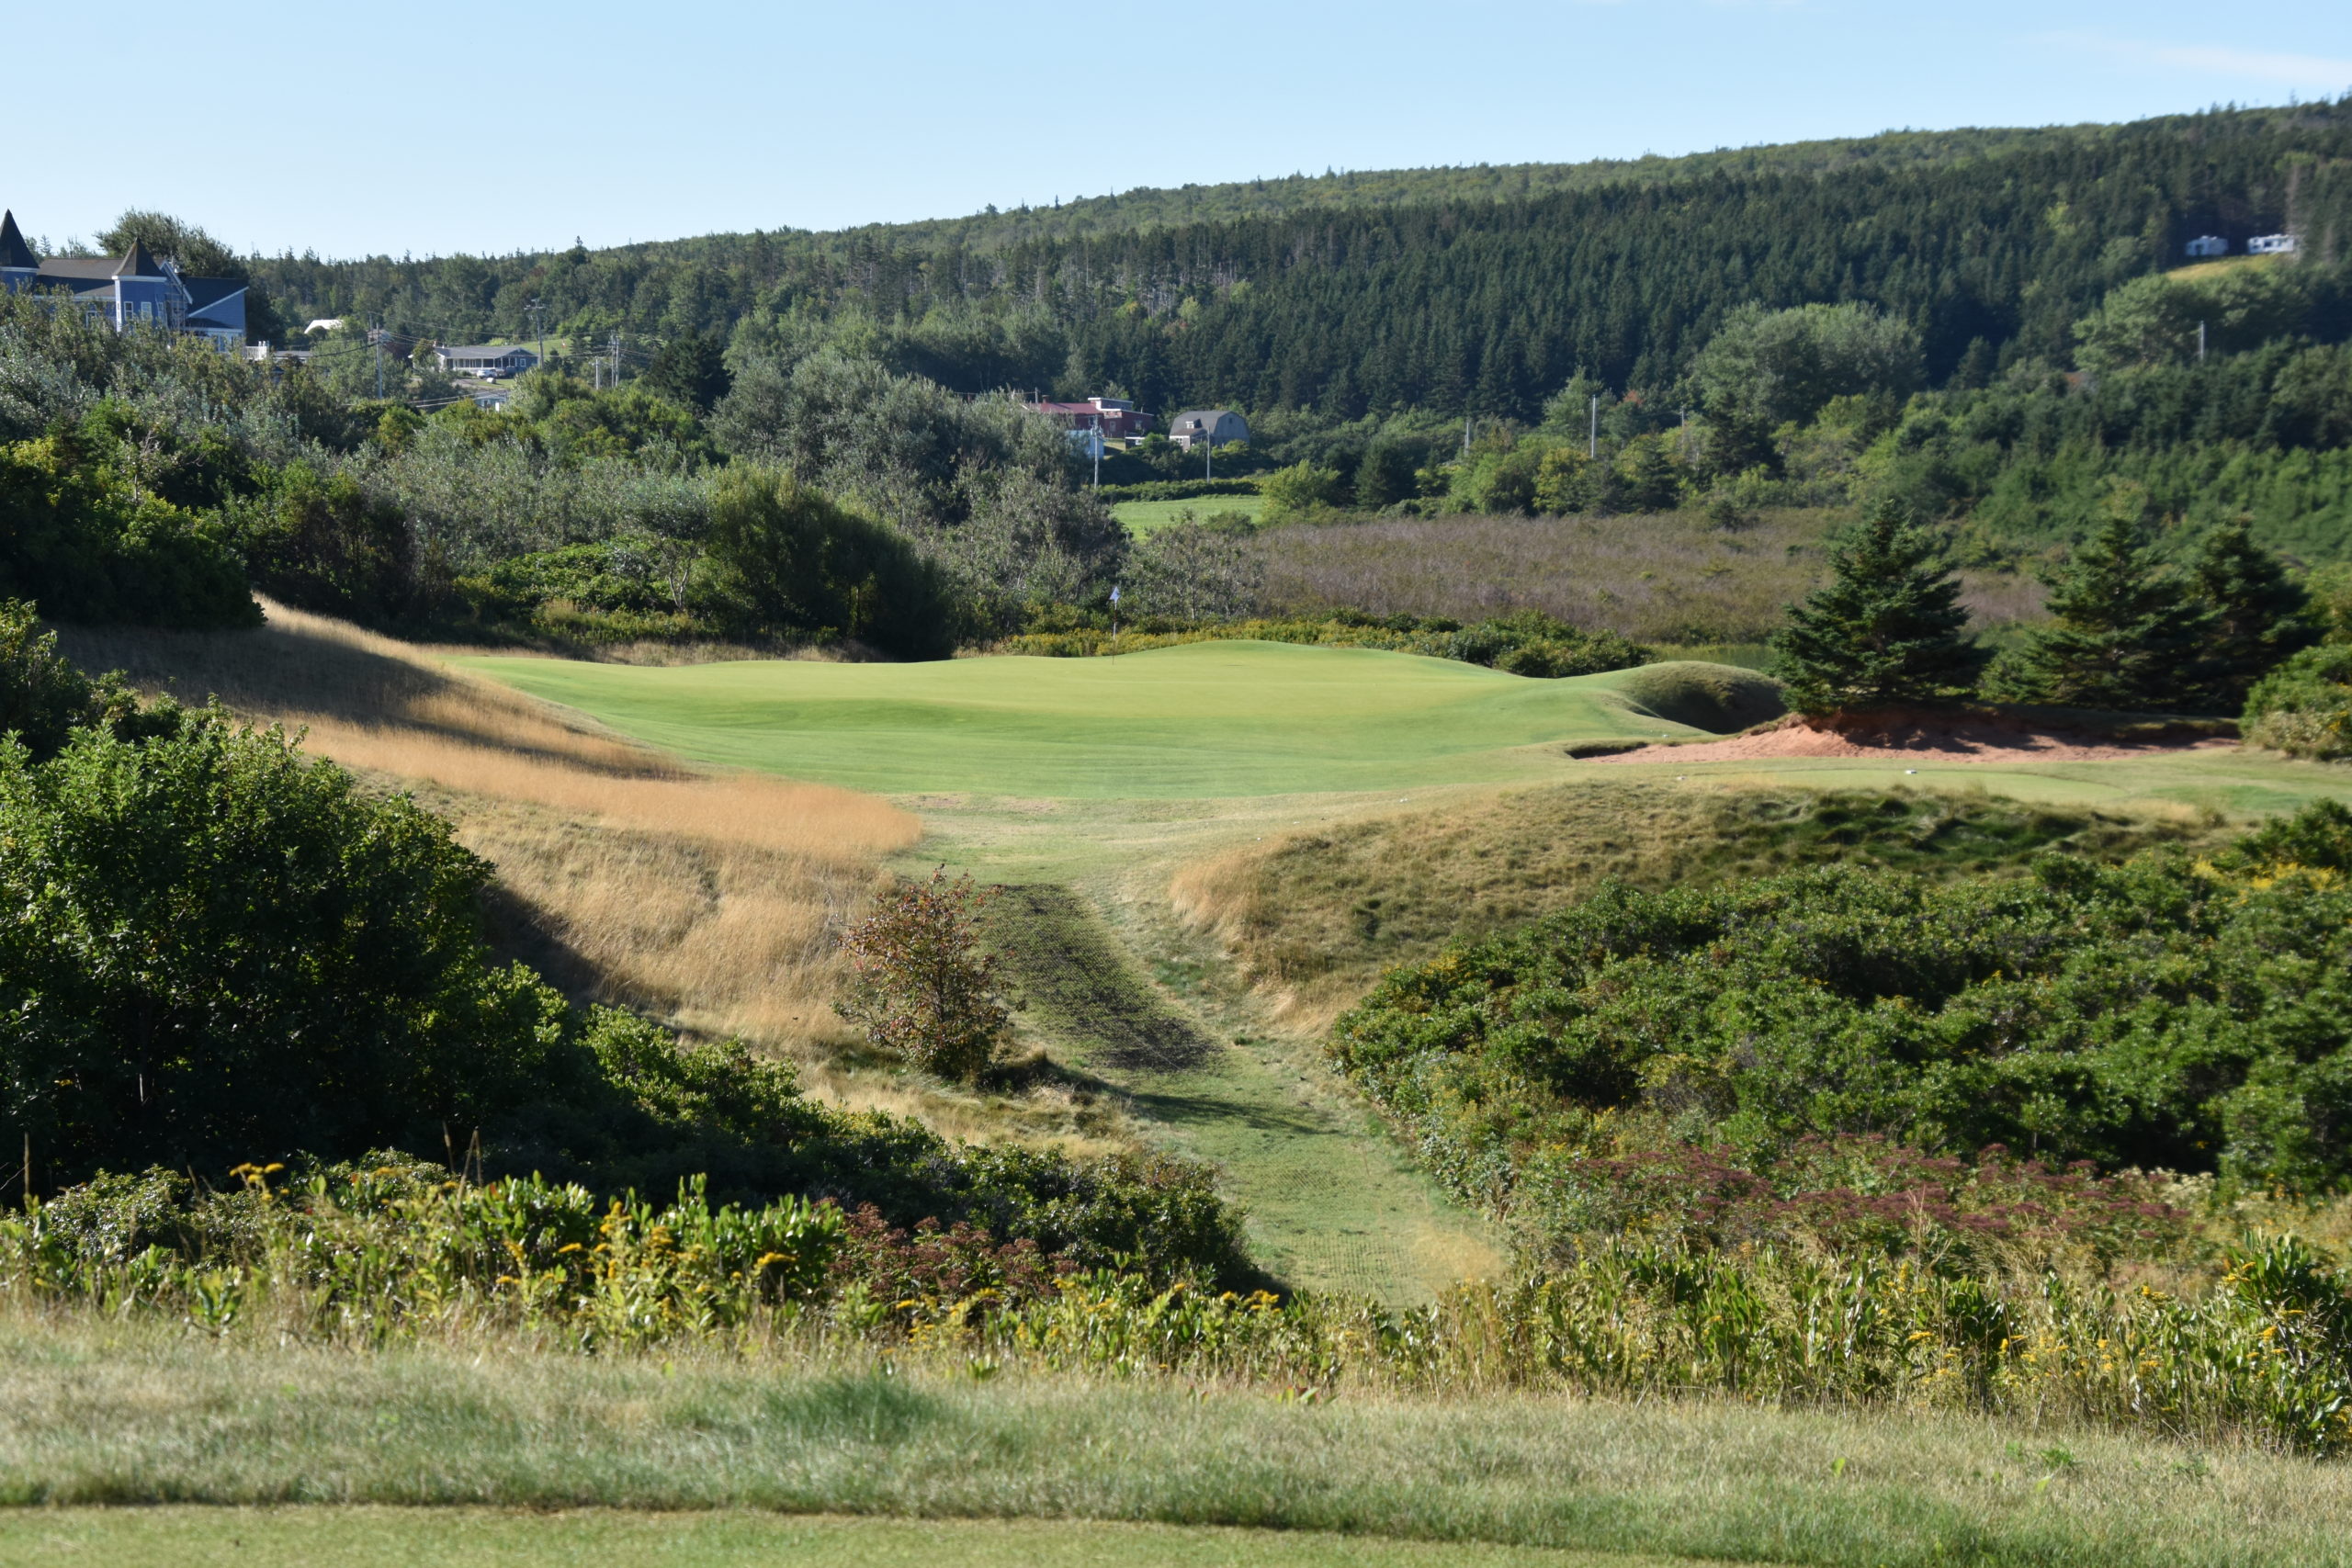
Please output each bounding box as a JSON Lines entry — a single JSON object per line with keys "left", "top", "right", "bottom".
{"left": 1770, "top": 501, "right": 1987, "bottom": 715}
{"left": 1998, "top": 504, "right": 2205, "bottom": 710}
{"left": 838, "top": 869, "right": 1009, "bottom": 1082}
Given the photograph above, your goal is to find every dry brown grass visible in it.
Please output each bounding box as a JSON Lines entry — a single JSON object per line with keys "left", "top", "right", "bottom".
{"left": 1249, "top": 508, "right": 2041, "bottom": 643}
{"left": 53, "top": 603, "right": 927, "bottom": 1097}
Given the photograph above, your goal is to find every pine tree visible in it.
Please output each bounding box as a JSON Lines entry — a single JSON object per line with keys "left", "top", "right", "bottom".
{"left": 2000, "top": 512, "right": 2206, "bottom": 711}
{"left": 2188, "top": 519, "right": 2320, "bottom": 710}
{"left": 1770, "top": 501, "right": 1988, "bottom": 715}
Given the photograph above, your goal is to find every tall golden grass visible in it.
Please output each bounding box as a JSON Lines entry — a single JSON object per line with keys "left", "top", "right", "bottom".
{"left": 54, "top": 602, "right": 920, "bottom": 1075}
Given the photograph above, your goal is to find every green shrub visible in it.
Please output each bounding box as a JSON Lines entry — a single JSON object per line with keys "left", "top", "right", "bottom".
{"left": 0, "top": 430, "right": 255, "bottom": 629}
{"left": 7, "top": 1169, "right": 2347, "bottom": 1455}
{"left": 1259, "top": 460, "right": 1347, "bottom": 524}
{"left": 2244, "top": 643, "right": 2352, "bottom": 759}
{"left": 1332, "top": 804, "right": 2352, "bottom": 1199}
{"left": 1448, "top": 611, "right": 1649, "bottom": 677}
{"left": 0, "top": 598, "right": 155, "bottom": 760}
{"left": 700, "top": 467, "right": 953, "bottom": 658}
{"left": 0, "top": 709, "right": 567, "bottom": 1180}
{"left": 1091, "top": 478, "right": 1261, "bottom": 504}
{"left": 227, "top": 462, "right": 413, "bottom": 621}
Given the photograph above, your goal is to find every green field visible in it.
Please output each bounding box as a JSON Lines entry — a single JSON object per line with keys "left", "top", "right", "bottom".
{"left": 1114, "top": 495, "right": 1267, "bottom": 535}
{"left": 458, "top": 642, "right": 1702, "bottom": 799}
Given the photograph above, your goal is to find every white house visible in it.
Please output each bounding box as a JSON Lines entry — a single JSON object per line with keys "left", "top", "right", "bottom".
{"left": 2184, "top": 235, "right": 2227, "bottom": 258}
{"left": 2247, "top": 233, "right": 2299, "bottom": 256}
{"left": 1166, "top": 409, "right": 1249, "bottom": 451}
{"left": 437, "top": 344, "right": 540, "bottom": 378}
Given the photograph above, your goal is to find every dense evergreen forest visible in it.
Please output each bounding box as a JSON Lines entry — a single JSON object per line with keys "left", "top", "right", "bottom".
{"left": 250, "top": 104, "right": 2352, "bottom": 418}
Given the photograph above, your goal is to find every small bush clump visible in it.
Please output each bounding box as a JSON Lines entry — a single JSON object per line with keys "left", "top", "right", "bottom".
{"left": 2244, "top": 643, "right": 2352, "bottom": 759}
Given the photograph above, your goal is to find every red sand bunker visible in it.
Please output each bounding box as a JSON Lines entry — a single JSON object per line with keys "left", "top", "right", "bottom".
{"left": 1594, "top": 712, "right": 2238, "bottom": 767}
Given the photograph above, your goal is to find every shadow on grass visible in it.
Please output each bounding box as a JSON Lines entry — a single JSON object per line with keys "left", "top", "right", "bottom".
{"left": 985, "top": 885, "right": 1217, "bottom": 1074}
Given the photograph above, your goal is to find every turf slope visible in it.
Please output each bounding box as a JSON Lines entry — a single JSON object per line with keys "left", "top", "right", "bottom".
{"left": 458, "top": 642, "right": 1704, "bottom": 798}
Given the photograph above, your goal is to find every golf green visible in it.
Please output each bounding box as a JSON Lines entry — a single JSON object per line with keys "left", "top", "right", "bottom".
{"left": 458, "top": 642, "right": 1699, "bottom": 798}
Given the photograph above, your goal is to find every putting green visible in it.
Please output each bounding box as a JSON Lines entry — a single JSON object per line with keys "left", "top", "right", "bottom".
{"left": 458, "top": 642, "right": 1702, "bottom": 798}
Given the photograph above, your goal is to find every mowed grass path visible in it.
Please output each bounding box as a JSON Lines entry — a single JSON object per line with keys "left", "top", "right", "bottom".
{"left": 458, "top": 643, "right": 1698, "bottom": 799}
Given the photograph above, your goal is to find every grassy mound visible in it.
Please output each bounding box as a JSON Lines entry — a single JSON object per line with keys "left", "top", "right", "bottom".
{"left": 1608, "top": 660, "right": 1786, "bottom": 733}
{"left": 460, "top": 641, "right": 1707, "bottom": 799}
{"left": 1172, "top": 784, "right": 2214, "bottom": 1017}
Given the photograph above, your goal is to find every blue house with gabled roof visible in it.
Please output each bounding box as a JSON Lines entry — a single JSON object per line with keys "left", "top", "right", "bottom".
{"left": 0, "top": 209, "right": 248, "bottom": 352}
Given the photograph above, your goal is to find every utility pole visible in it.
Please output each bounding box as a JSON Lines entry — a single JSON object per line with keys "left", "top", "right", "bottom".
{"left": 1091, "top": 415, "right": 1102, "bottom": 488}
{"left": 609, "top": 331, "right": 621, "bottom": 389}
{"left": 1589, "top": 394, "right": 1599, "bottom": 459}
{"left": 2198, "top": 320, "right": 2208, "bottom": 362}
{"left": 526, "top": 297, "right": 546, "bottom": 372}
{"left": 1204, "top": 431, "right": 1213, "bottom": 481}
{"left": 373, "top": 324, "right": 384, "bottom": 400}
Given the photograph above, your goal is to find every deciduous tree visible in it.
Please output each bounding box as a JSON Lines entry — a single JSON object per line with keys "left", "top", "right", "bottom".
{"left": 838, "top": 870, "right": 1010, "bottom": 1083}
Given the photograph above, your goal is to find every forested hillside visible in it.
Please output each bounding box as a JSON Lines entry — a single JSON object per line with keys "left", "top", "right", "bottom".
{"left": 251, "top": 104, "right": 2352, "bottom": 417}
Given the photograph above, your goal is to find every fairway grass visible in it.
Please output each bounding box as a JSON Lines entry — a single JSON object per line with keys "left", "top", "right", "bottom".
{"left": 0, "top": 1509, "right": 1724, "bottom": 1568}
{"left": 456, "top": 642, "right": 1702, "bottom": 798}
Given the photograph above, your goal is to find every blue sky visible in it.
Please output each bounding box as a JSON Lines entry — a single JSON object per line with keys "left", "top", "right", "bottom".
{"left": 9, "top": 0, "right": 2350, "bottom": 260}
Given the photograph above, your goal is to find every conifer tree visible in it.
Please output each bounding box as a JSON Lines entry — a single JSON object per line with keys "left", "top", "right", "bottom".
{"left": 1770, "top": 501, "right": 1988, "bottom": 715}
{"left": 2188, "top": 519, "right": 2319, "bottom": 709}
{"left": 1999, "top": 511, "right": 2205, "bottom": 711}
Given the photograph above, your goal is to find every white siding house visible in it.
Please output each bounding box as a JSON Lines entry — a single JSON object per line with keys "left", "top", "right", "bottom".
{"left": 437, "top": 344, "right": 540, "bottom": 378}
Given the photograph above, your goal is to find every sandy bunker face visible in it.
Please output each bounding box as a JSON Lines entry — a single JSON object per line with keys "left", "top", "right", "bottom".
{"left": 1593, "top": 715, "right": 2239, "bottom": 766}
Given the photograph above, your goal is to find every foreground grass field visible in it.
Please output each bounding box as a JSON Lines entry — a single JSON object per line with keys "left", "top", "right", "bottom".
{"left": 5, "top": 1323, "right": 2346, "bottom": 1568}
{"left": 458, "top": 642, "right": 1707, "bottom": 798}
{"left": 0, "top": 1510, "right": 1729, "bottom": 1568}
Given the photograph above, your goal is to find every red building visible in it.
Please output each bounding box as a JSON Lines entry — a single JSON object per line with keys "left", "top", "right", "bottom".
{"left": 1021, "top": 396, "right": 1152, "bottom": 441}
